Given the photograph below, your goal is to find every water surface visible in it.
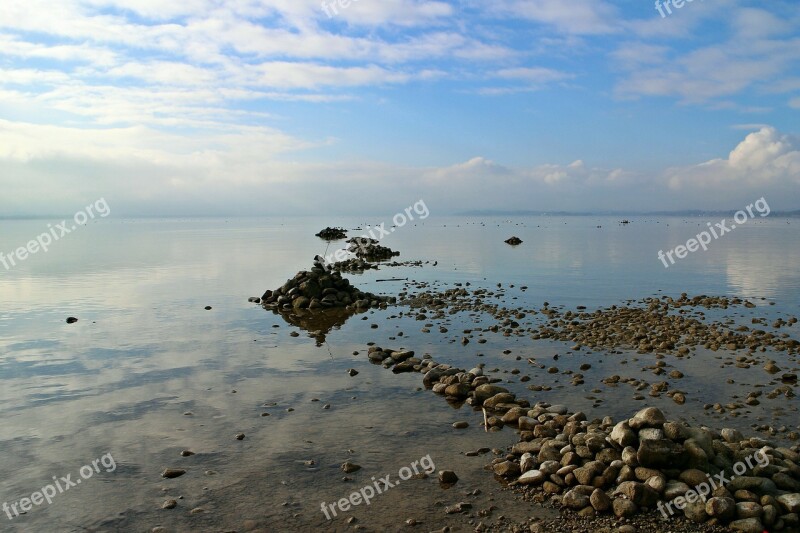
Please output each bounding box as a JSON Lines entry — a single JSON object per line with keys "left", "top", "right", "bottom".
{"left": 1, "top": 215, "right": 798, "bottom": 531}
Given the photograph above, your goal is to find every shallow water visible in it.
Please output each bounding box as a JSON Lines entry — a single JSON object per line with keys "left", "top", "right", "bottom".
{"left": 1, "top": 215, "right": 798, "bottom": 531}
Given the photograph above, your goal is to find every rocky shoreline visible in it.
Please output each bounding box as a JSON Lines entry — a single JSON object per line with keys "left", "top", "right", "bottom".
{"left": 250, "top": 230, "right": 798, "bottom": 531}
{"left": 398, "top": 286, "right": 799, "bottom": 440}
{"left": 361, "top": 344, "right": 800, "bottom": 532}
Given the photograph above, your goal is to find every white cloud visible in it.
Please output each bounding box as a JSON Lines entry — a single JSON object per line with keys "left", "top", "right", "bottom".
{"left": 0, "top": 1, "right": 798, "bottom": 218}
{"left": 0, "top": 119, "right": 310, "bottom": 164}
{"left": 610, "top": 43, "right": 670, "bottom": 68}
{"left": 318, "top": 0, "right": 454, "bottom": 26}
{"left": 106, "top": 61, "right": 217, "bottom": 86}
{"left": 0, "top": 34, "right": 118, "bottom": 66}
{"left": 614, "top": 38, "right": 800, "bottom": 103}
{"left": 477, "top": 66, "right": 574, "bottom": 94}
{"left": 732, "top": 7, "right": 795, "bottom": 39}
{"left": 0, "top": 68, "right": 71, "bottom": 85}
{"left": 496, "top": 67, "right": 573, "bottom": 83}
{"left": 666, "top": 127, "right": 800, "bottom": 190}
{"left": 0, "top": 0, "right": 513, "bottom": 135}
{"left": 625, "top": 0, "right": 728, "bottom": 39}
{"left": 81, "top": 0, "right": 214, "bottom": 20}
{"left": 614, "top": 3, "right": 800, "bottom": 105}
{"left": 247, "top": 62, "right": 411, "bottom": 89}
{"left": 423, "top": 156, "right": 631, "bottom": 190}
{"left": 0, "top": 120, "right": 798, "bottom": 216}
{"left": 487, "top": 0, "right": 619, "bottom": 35}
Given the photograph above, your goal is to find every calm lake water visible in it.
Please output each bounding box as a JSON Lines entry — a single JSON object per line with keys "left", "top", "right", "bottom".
{"left": 1, "top": 215, "right": 799, "bottom": 532}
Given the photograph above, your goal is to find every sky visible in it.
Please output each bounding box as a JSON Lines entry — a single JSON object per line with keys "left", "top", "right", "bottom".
{"left": 0, "top": 0, "right": 799, "bottom": 217}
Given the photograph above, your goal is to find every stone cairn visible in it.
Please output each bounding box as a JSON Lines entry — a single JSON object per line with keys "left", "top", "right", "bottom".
{"left": 347, "top": 237, "right": 399, "bottom": 262}
{"left": 260, "top": 262, "right": 395, "bottom": 311}
{"left": 364, "top": 346, "right": 800, "bottom": 532}
{"left": 315, "top": 227, "right": 348, "bottom": 240}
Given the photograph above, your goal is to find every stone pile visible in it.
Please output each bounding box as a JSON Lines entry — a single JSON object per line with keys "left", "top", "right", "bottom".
{"left": 261, "top": 263, "right": 395, "bottom": 311}
{"left": 363, "top": 346, "right": 800, "bottom": 532}
{"left": 347, "top": 237, "right": 400, "bottom": 262}
{"left": 315, "top": 227, "right": 347, "bottom": 240}
{"left": 329, "top": 258, "right": 379, "bottom": 273}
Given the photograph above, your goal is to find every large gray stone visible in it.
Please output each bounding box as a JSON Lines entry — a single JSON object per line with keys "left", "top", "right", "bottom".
{"left": 777, "top": 493, "right": 800, "bottom": 513}
{"left": 520, "top": 452, "right": 536, "bottom": 473}
{"left": 721, "top": 428, "right": 744, "bottom": 443}
{"left": 705, "top": 496, "right": 736, "bottom": 520}
{"left": 729, "top": 518, "right": 765, "bottom": 533}
{"left": 517, "top": 416, "right": 538, "bottom": 431}
{"left": 615, "top": 481, "right": 659, "bottom": 507}
{"left": 728, "top": 476, "right": 779, "bottom": 495}
{"left": 684, "top": 499, "right": 708, "bottom": 523}
{"left": 590, "top": 489, "right": 611, "bottom": 512}
{"left": 473, "top": 384, "right": 509, "bottom": 403}
{"left": 610, "top": 421, "right": 637, "bottom": 447}
{"left": 638, "top": 428, "right": 665, "bottom": 441}
{"left": 562, "top": 489, "right": 590, "bottom": 510}
{"left": 684, "top": 438, "right": 711, "bottom": 471}
{"left": 629, "top": 407, "right": 666, "bottom": 429}
{"left": 664, "top": 479, "right": 691, "bottom": 501}
{"left": 517, "top": 470, "right": 545, "bottom": 485}
{"left": 484, "top": 393, "right": 516, "bottom": 409}
{"left": 612, "top": 498, "right": 637, "bottom": 517}
{"left": 774, "top": 473, "right": 800, "bottom": 492}
{"left": 735, "top": 502, "right": 762, "bottom": 519}
{"left": 493, "top": 460, "right": 520, "bottom": 477}
{"left": 538, "top": 440, "right": 563, "bottom": 462}
{"left": 637, "top": 439, "right": 685, "bottom": 469}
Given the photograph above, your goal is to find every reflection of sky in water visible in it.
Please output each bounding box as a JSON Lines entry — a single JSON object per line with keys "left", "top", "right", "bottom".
{"left": 0, "top": 216, "right": 798, "bottom": 529}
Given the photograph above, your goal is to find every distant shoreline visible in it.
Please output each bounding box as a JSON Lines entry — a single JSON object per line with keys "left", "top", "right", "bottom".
{"left": 2, "top": 210, "right": 800, "bottom": 220}
{"left": 455, "top": 210, "right": 800, "bottom": 217}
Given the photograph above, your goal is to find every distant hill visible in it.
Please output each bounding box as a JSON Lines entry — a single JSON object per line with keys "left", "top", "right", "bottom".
{"left": 456, "top": 209, "right": 800, "bottom": 217}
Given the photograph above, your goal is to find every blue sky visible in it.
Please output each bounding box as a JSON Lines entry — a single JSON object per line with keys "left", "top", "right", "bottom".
{"left": 0, "top": 0, "right": 798, "bottom": 216}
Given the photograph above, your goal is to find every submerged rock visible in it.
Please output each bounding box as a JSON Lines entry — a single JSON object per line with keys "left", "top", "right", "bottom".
{"left": 161, "top": 468, "right": 186, "bottom": 479}
{"left": 341, "top": 462, "right": 361, "bottom": 473}
{"left": 439, "top": 470, "right": 458, "bottom": 484}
